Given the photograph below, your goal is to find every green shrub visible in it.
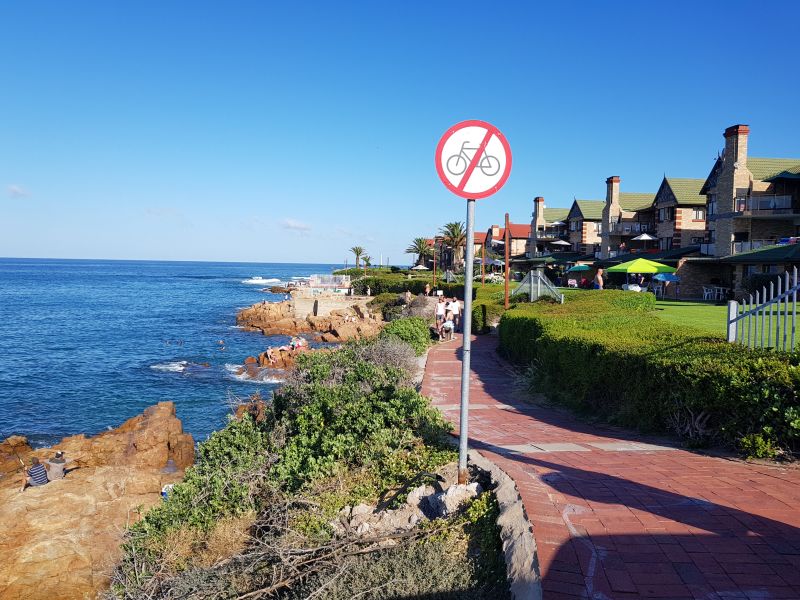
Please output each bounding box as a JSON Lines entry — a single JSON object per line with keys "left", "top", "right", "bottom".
{"left": 381, "top": 316, "right": 432, "bottom": 355}
{"left": 499, "top": 290, "right": 800, "bottom": 452}
{"left": 739, "top": 433, "right": 779, "bottom": 459}
{"left": 352, "top": 275, "right": 475, "bottom": 300}
{"left": 368, "top": 292, "right": 404, "bottom": 320}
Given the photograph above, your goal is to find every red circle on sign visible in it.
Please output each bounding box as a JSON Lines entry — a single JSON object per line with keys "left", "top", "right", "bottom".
{"left": 435, "top": 119, "right": 512, "bottom": 199}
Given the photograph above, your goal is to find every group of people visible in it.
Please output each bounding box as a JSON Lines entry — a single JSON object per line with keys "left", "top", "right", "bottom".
{"left": 20, "top": 451, "right": 72, "bottom": 492}
{"left": 264, "top": 336, "right": 308, "bottom": 365}
{"left": 435, "top": 295, "right": 461, "bottom": 340}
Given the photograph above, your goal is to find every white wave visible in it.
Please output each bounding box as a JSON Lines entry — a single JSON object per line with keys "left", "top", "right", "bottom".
{"left": 150, "top": 360, "right": 189, "bottom": 372}
{"left": 224, "top": 363, "right": 283, "bottom": 384}
{"left": 241, "top": 277, "right": 282, "bottom": 285}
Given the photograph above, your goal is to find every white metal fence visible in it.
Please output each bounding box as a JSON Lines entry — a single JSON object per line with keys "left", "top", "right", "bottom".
{"left": 511, "top": 270, "right": 565, "bottom": 304}
{"left": 727, "top": 266, "right": 798, "bottom": 351}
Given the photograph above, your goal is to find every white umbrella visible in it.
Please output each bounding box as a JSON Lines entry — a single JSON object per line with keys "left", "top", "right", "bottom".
{"left": 632, "top": 233, "right": 657, "bottom": 241}
{"left": 550, "top": 239, "right": 571, "bottom": 246}
{"left": 549, "top": 221, "right": 566, "bottom": 226}
{"left": 410, "top": 264, "right": 429, "bottom": 270}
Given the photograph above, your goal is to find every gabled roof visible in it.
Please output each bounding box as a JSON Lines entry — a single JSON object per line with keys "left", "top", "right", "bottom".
{"left": 721, "top": 243, "right": 800, "bottom": 264}
{"left": 663, "top": 178, "right": 706, "bottom": 206}
{"left": 700, "top": 156, "right": 723, "bottom": 195}
{"left": 473, "top": 232, "right": 488, "bottom": 244}
{"left": 543, "top": 207, "right": 569, "bottom": 222}
{"left": 569, "top": 199, "right": 604, "bottom": 221}
{"left": 619, "top": 192, "right": 655, "bottom": 212}
{"left": 747, "top": 157, "right": 800, "bottom": 181}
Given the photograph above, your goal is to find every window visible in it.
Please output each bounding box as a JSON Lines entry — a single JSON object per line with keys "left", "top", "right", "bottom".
{"left": 658, "top": 207, "right": 675, "bottom": 223}
{"left": 691, "top": 236, "right": 704, "bottom": 244}
{"left": 595, "top": 221, "right": 602, "bottom": 234}
{"left": 707, "top": 194, "right": 717, "bottom": 216}
{"left": 659, "top": 237, "right": 673, "bottom": 250}
{"left": 692, "top": 207, "right": 706, "bottom": 220}
{"left": 569, "top": 220, "right": 577, "bottom": 232}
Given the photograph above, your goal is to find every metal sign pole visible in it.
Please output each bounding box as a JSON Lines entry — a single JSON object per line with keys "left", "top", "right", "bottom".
{"left": 458, "top": 198, "right": 476, "bottom": 484}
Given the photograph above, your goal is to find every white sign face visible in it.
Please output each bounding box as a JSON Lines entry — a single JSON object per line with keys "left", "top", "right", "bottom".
{"left": 435, "top": 120, "right": 512, "bottom": 200}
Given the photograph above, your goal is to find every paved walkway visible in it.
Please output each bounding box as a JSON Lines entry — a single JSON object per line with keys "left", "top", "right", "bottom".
{"left": 421, "top": 335, "right": 800, "bottom": 600}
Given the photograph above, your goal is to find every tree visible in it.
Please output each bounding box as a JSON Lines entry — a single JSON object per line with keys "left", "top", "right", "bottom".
{"left": 350, "top": 246, "right": 365, "bottom": 268}
{"left": 405, "top": 237, "right": 433, "bottom": 266}
{"left": 362, "top": 254, "right": 372, "bottom": 268}
{"left": 439, "top": 222, "right": 467, "bottom": 270}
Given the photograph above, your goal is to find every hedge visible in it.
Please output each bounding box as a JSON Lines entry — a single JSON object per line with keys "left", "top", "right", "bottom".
{"left": 352, "top": 275, "right": 475, "bottom": 300}
{"left": 498, "top": 290, "right": 800, "bottom": 456}
{"left": 381, "top": 316, "right": 432, "bottom": 355}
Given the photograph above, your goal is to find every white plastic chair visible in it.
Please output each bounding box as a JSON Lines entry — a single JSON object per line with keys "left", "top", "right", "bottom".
{"left": 653, "top": 283, "right": 664, "bottom": 298}
{"left": 702, "top": 286, "right": 715, "bottom": 301}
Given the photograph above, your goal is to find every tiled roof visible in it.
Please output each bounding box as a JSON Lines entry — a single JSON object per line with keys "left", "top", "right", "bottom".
{"left": 721, "top": 243, "right": 800, "bottom": 264}
{"left": 665, "top": 178, "right": 706, "bottom": 206}
{"left": 473, "top": 232, "right": 488, "bottom": 244}
{"left": 747, "top": 157, "right": 800, "bottom": 181}
{"left": 572, "top": 199, "right": 604, "bottom": 220}
{"left": 619, "top": 192, "right": 655, "bottom": 212}
{"left": 495, "top": 223, "right": 531, "bottom": 239}
{"left": 543, "top": 207, "right": 569, "bottom": 222}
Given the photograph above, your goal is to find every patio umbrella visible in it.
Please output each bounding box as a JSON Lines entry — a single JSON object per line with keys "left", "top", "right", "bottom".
{"left": 549, "top": 221, "right": 566, "bottom": 226}
{"left": 410, "top": 264, "right": 429, "bottom": 270}
{"left": 631, "top": 233, "right": 657, "bottom": 241}
{"left": 652, "top": 273, "right": 680, "bottom": 282}
{"left": 606, "top": 258, "right": 676, "bottom": 274}
{"left": 550, "top": 239, "right": 571, "bottom": 246}
{"left": 567, "top": 264, "right": 591, "bottom": 273}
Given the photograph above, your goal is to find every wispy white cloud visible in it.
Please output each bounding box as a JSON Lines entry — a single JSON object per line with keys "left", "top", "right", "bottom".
{"left": 281, "top": 218, "right": 312, "bottom": 233}
{"left": 7, "top": 184, "right": 29, "bottom": 198}
{"left": 335, "top": 226, "right": 353, "bottom": 237}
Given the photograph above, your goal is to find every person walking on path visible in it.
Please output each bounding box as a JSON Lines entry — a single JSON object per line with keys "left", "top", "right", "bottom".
{"left": 450, "top": 296, "right": 461, "bottom": 332}
{"left": 593, "top": 268, "right": 604, "bottom": 290}
{"left": 435, "top": 295, "right": 446, "bottom": 326}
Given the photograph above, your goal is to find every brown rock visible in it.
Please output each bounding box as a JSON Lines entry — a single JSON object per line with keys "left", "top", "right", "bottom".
{"left": 0, "top": 402, "right": 194, "bottom": 600}
{"left": 0, "top": 436, "right": 32, "bottom": 477}
{"left": 244, "top": 356, "right": 258, "bottom": 365}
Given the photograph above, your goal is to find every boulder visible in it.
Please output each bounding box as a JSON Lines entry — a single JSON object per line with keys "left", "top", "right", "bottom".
{"left": 428, "top": 483, "right": 483, "bottom": 517}
{"left": 0, "top": 436, "right": 33, "bottom": 477}
{"left": 0, "top": 402, "right": 194, "bottom": 600}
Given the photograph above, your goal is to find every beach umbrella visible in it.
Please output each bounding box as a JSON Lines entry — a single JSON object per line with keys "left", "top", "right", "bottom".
{"left": 631, "top": 233, "right": 657, "bottom": 241}
{"left": 653, "top": 273, "right": 680, "bottom": 282}
{"left": 410, "top": 264, "right": 429, "bottom": 270}
{"left": 606, "top": 258, "right": 676, "bottom": 274}
{"left": 550, "top": 239, "right": 571, "bottom": 246}
{"left": 566, "top": 264, "right": 591, "bottom": 273}
{"left": 549, "top": 221, "right": 566, "bottom": 226}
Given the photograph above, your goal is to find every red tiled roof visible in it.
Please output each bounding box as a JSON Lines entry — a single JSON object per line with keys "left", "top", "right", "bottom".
{"left": 473, "top": 232, "right": 488, "bottom": 243}
{"left": 492, "top": 223, "right": 531, "bottom": 239}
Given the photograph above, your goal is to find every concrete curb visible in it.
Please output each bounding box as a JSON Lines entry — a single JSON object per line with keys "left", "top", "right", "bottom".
{"left": 469, "top": 449, "right": 541, "bottom": 600}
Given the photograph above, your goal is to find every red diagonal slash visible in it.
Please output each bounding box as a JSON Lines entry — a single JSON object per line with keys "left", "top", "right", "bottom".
{"left": 456, "top": 127, "right": 495, "bottom": 192}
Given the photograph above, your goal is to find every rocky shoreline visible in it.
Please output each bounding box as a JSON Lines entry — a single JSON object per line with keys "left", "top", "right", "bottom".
{"left": 235, "top": 299, "right": 384, "bottom": 342}
{"left": 0, "top": 402, "right": 194, "bottom": 600}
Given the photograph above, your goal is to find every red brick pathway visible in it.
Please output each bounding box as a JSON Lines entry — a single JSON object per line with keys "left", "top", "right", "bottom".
{"left": 421, "top": 335, "right": 800, "bottom": 600}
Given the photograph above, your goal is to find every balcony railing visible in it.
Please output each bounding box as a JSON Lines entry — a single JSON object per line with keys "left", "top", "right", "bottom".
{"left": 735, "top": 195, "right": 795, "bottom": 216}
{"left": 535, "top": 227, "right": 568, "bottom": 239}
{"left": 608, "top": 221, "right": 654, "bottom": 235}
{"left": 731, "top": 239, "right": 777, "bottom": 254}
{"left": 700, "top": 243, "right": 715, "bottom": 256}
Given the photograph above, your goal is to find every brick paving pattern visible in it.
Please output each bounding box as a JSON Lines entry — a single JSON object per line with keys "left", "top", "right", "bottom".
{"left": 421, "top": 335, "right": 800, "bottom": 600}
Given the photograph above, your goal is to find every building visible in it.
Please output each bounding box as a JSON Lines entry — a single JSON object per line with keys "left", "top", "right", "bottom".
{"left": 528, "top": 196, "right": 570, "bottom": 257}
{"left": 598, "top": 177, "right": 654, "bottom": 259}
{"left": 653, "top": 177, "right": 707, "bottom": 250}
{"left": 702, "top": 124, "right": 800, "bottom": 258}
{"left": 566, "top": 199, "right": 604, "bottom": 254}
{"left": 486, "top": 222, "right": 532, "bottom": 260}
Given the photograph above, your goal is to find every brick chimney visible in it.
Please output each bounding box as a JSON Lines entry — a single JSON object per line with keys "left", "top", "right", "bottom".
{"left": 529, "top": 197, "right": 546, "bottom": 258}
{"left": 714, "top": 124, "right": 752, "bottom": 258}
{"left": 600, "top": 176, "right": 621, "bottom": 259}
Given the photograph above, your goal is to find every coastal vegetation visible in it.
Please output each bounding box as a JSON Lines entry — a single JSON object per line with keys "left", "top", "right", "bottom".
{"left": 439, "top": 222, "right": 467, "bottom": 270}
{"left": 109, "top": 323, "right": 509, "bottom": 599}
{"left": 498, "top": 290, "right": 800, "bottom": 458}
{"left": 405, "top": 236, "right": 433, "bottom": 266}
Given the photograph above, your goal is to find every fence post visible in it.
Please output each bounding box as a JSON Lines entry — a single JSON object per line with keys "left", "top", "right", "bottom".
{"left": 529, "top": 272, "right": 534, "bottom": 301}
{"left": 727, "top": 300, "right": 739, "bottom": 343}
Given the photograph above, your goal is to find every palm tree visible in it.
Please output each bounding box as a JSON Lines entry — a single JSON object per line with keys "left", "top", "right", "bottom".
{"left": 405, "top": 237, "right": 433, "bottom": 266}
{"left": 439, "top": 222, "right": 467, "bottom": 270}
{"left": 350, "top": 246, "right": 365, "bottom": 268}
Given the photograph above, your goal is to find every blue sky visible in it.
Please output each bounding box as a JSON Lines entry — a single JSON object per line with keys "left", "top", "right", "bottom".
{"left": 1, "top": 1, "right": 798, "bottom": 264}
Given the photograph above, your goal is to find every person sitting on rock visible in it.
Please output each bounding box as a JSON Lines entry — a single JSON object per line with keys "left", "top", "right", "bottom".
{"left": 46, "top": 451, "right": 73, "bottom": 481}
{"left": 21, "top": 457, "right": 49, "bottom": 491}
{"left": 265, "top": 348, "right": 277, "bottom": 365}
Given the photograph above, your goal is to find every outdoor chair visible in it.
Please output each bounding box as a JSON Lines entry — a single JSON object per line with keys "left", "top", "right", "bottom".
{"left": 702, "top": 286, "right": 715, "bottom": 301}
{"left": 653, "top": 283, "right": 664, "bottom": 298}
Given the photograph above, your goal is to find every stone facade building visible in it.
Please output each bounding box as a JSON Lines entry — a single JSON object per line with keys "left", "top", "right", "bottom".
{"left": 653, "top": 177, "right": 707, "bottom": 250}
{"left": 701, "top": 124, "right": 800, "bottom": 258}
{"left": 566, "top": 199, "right": 604, "bottom": 255}
{"left": 528, "top": 196, "right": 569, "bottom": 257}
{"left": 598, "top": 176, "right": 655, "bottom": 259}
{"left": 486, "top": 223, "right": 532, "bottom": 260}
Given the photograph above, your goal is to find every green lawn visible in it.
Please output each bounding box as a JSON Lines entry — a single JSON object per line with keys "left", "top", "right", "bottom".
{"left": 654, "top": 300, "right": 727, "bottom": 338}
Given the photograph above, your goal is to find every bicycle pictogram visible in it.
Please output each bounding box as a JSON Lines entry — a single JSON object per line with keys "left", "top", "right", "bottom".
{"left": 445, "top": 141, "right": 501, "bottom": 177}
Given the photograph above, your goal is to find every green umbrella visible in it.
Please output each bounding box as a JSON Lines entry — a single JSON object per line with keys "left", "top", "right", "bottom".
{"left": 566, "top": 264, "right": 591, "bottom": 273}
{"left": 606, "top": 258, "right": 676, "bottom": 274}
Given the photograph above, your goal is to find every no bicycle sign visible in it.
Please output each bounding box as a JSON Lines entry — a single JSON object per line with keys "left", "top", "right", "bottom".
{"left": 435, "top": 119, "right": 512, "bottom": 199}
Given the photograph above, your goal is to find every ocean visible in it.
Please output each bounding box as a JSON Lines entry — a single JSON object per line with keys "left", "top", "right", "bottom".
{"left": 0, "top": 258, "right": 339, "bottom": 447}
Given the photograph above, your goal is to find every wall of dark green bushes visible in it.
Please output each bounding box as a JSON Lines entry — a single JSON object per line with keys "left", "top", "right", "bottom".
{"left": 498, "top": 290, "right": 800, "bottom": 457}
